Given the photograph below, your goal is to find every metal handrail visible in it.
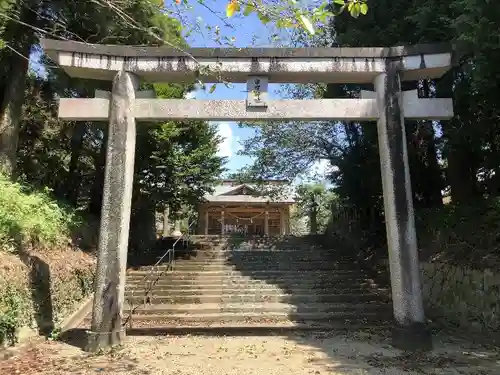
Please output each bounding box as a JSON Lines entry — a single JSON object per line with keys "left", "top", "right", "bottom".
{"left": 123, "top": 219, "right": 197, "bottom": 328}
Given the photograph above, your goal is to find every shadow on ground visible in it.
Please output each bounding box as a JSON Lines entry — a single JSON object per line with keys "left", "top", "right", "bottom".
{"left": 57, "top": 328, "right": 89, "bottom": 349}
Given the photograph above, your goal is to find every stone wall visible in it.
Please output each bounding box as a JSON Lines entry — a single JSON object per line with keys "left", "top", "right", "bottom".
{"left": 0, "top": 249, "right": 95, "bottom": 347}
{"left": 420, "top": 262, "right": 500, "bottom": 334}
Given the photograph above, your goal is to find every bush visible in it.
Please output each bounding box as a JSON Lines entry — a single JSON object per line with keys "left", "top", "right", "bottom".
{"left": 0, "top": 174, "right": 80, "bottom": 252}
{"left": 0, "top": 284, "right": 27, "bottom": 345}
{"left": 416, "top": 199, "right": 500, "bottom": 269}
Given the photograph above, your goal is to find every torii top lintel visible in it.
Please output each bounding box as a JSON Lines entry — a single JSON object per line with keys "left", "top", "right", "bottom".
{"left": 41, "top": 38, "right": 455, "bottom": 84}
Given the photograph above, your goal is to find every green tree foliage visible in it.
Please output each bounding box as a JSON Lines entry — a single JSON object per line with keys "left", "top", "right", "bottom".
{"left": 294, "top": 184, "right": 335, "bottom": 234}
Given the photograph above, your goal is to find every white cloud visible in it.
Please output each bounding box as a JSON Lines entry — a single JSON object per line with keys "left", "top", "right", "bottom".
{"left": 215, "top": 122, "right": 234, "bottom": 158}
{"left": 311, "top": 159, "right": 337, "bottom": 178}
{"left": 290, "top": 160, "right": 338, "bottom": 187}
{"left": 184, "top": 91, "right": 197, "bottom": 99}
{"left": 233, "top": 135, "right": 243, "bottom": 153}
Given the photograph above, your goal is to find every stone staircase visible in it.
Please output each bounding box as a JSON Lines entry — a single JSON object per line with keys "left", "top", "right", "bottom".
{"left": 118, "top": 235, "right": 394, "bottom": 331}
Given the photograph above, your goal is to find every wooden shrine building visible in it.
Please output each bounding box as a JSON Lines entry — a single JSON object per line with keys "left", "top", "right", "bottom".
{"left": 197, "top": 180, "right": 294, "bottom": 236}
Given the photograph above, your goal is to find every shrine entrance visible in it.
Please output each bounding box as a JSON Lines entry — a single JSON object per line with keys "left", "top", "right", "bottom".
{"left": 203, "top": 205, "right": 287, "bottom": 236}
{"left": 41, "top": 37, "right": 455, "bottom": 352}
{"left": 198, "top": 180, "right": 292, "bottom": 236}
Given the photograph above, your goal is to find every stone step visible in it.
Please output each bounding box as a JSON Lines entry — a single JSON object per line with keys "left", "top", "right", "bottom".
{"left": 127, "top": 268, "right": 364, "bottom": 275}
{"left": 125, "top": 283, "right": 383, "bottom": 293}
{"left": 123, "top": 302, "right": 391, "bottom": 315}
{"left": 186, "top": 257, "right": 356, "bottom": 264}
{"left": 136, "top": 265, "right": 359, "bottom": 273}
{"left": 142, "top": 262, "right": 356, "bottom": 273}
{"left": 126, "top": 290, "right": 386, "bottom": 300}
{"left": 122, "top": 319, "right": 394, "bottom": 332}
{"left": 148, "top": 265, "right": 357, "bottom": 272}
{"left": 169, "top": 252, "right": 351, "bottom": 258}
{"left": 190, "top": 256, "right": 348, "bottom": 262}
{"left": 126, "top": 275, "right": 369, "bottom": 284}
{"left": 124, "top": 286, "right": 382, "bottom": 295}
{"left": 80, "top": 314, "right": 394, "bottom": 331}
{"left": 180, "top": 250, "right": 334, "bottom": 254}
{"left": 127, "top": 270, "right": 362, "bottom": 277}
{"left": 208, "top": 263, "right": 358, "bottom": 268}
{"left": 122, "top": 310, "right": 392, "bottom": 323}
{"left": 127, "top": 275, "right": 367, "bottom": 285}
{"left": 152, "top": 257, "right": 354, "bottom": 263}
{"left": 126, "top": 279, "right": 375, "bottom": 288}
{"left": 123, "top": 293, "right": 390, "bottom": 304}
{"left": 170, "top": 258, "right": 357, "bottom": 264}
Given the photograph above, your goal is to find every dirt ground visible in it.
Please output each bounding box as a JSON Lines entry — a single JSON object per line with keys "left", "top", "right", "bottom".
{"left": 1, "top": 329, "right": 499, "bottom": 375}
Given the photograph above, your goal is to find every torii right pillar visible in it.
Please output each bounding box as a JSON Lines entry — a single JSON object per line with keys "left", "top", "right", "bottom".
{"left": 375, "top": 60, "right": 431, "bottom": 351}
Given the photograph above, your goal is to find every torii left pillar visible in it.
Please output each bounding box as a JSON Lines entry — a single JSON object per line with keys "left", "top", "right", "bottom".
{"left": 87, "top": 70, "right": 138, "bottom": 352}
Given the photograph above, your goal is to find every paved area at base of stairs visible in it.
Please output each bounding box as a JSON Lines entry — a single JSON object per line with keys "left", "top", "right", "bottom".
{"left": 1, "top": 330, "right": 499, "bottom": 375}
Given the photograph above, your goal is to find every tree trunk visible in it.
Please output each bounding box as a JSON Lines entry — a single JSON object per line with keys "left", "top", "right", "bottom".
{"left": 66, "top": 123, "right": 87, "bottom": 206}
{"left": 447, "top": 143, "right": 478, "bottom": 203}
{"left": 129, "top": 194, "right": 157, "bottom": 258}
{"left": 0, "top": 4, "right": 37, "bottom": 177}
{"left": 310, "top": 208, "right": 318, "bottom": 234}
{"left": 88, "top": 129, "right": 107, "bottom": 216}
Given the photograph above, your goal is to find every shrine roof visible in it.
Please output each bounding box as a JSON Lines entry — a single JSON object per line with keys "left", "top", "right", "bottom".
{"left": 203, "top": 183, "right": 294, "bottom": 204}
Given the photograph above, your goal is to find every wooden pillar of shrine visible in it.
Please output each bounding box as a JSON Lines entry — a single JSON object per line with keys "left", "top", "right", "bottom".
{"left": 280, "top": 209, "right": 285, "bottom": 236}
{"left": 264, "top": 210, "right": 269, "bottom": 236}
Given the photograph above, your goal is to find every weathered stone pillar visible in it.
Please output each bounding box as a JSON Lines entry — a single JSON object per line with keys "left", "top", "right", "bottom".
{"left": 204, "top": 210, "right": 209, "bottom": 235}
{"left": 221, "top": 210, "right": 225, "bottom": 235}
{"left": 286, "top": 207, "right": 291, "bottom": 234}
{"left": 264, "top": 210, "right": 269, "bottom": 236}
{"left": 162, "top": 206, "right": 170, "bottom": 237}
{"left": 87, "top": 70, "right": 139, "bottom": 352}
{"left": 374, "top": 62, "right": 431, "bottom": 351}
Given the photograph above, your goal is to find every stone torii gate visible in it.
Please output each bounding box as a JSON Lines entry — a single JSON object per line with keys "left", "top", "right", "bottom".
{"left": 41, "top": 39, "right": 454, "bottom": 352}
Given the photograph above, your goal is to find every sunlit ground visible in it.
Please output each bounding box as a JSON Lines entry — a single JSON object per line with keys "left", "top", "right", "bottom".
{"left": 2, "top": 330, "right": 499, "bottom": 375}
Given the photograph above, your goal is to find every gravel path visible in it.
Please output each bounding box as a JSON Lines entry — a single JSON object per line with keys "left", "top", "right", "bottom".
{"left": 1, "top": 330, "right": 499, "bottom": 375}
